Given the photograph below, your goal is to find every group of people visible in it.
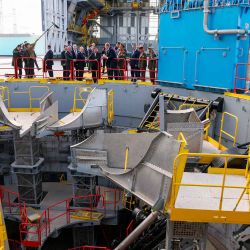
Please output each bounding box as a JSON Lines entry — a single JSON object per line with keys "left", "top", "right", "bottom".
{"left": 58, "top": 41, "right": 157, "bottom": 83}
{"left": 12, "top": 42, "right": 41, "bottom": 78}
{"left": 12, "top": 41, "right": 157, "bottom": 83}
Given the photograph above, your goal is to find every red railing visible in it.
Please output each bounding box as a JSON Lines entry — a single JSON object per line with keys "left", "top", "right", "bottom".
{"left": 0, "top": 186, "right": 21, "bottom": 215}
{"left": 16, "top": 56, "right": 44, "bottom": 79}
{"left": 126, "top": 219, "right": 135, "bottom": 236}
{"left": 2, "top": 56, "right": 158, "bottom": 83}
{"left": 234, "top": 63, "right": 250, "bottom": 93}
{"left": 126, "top": 58, "right": 158, "bottom": 84}
{"left": 68, "top": 246, "right": 110, "bottom": 250}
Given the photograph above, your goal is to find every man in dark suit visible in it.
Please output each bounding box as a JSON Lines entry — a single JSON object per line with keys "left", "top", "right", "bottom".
{"left": 44, "top": 45, "right": 54, "bottom": 77}
{"left": 89, "top": 47, "right": 101, "bottom": 83}
{"left": 61, "top": 45, "right": 67, "bottom": 80}
{"left": 12, "top": 44, "right": 23, "bottom": 78}
{"left": 76, "top": 46, "right": 86, "bottom": 81}
{"left": 103, "top": 43, "right": 117, "bottom": 80}
{"left": 65, "top": 46, "right": 73, "bottom": 80}
{"left": 72, "top": 44, "right": 79, "bottom": 78}
{"left": 130, "top": 44, "right": 140, "bottom": 82}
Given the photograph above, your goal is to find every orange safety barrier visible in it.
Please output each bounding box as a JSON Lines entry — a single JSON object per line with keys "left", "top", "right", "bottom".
{"left": 234, "top": 63, "right": 250, "bottom": 93}
{"left": 16, "top": 56, "right": 44, "bottom": 79}
{"left": 68, "top": 246, "right": 110, "bottom": 250}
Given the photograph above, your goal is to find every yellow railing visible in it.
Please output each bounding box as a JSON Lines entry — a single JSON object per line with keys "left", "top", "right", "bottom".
{"left": 72, "top": 86, "right": 93, "bottom": 112}
{"left": 107, "top": 89, "right": 114, "bottom": 124}
{"left": 0, "top": 86, "right": 10, "bottom": 108}
{"left": 219, "top": 112, "right": 238, "bottom": 147}
{"left": 122, "top": 191, "right": 136, "bottom": 211}
{"left": 11, "top": 86, "right": 50, "bottom": 110}
{"left": 124, "top": 146, "right": 129, "bottom": 172}
{"left": 169, "top": 152, "right": 250, "bottom": 214}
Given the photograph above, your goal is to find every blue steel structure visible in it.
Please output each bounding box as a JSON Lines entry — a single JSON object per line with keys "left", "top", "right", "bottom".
{"left": 158, "top": 1, "right": 250, "bottom": 92}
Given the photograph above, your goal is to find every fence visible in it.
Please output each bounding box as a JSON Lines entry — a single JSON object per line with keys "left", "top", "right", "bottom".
{"left": 0, "top": 185, "right": 121, "bottom": 248}
{"left": 0, "top": 57, "right": 158, "bottom": 83}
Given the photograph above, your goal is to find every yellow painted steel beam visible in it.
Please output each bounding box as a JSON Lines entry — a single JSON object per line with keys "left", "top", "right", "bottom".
{"left": 170, "top": 208, "right": 250, "bottom": 224}
{"left": 224, "top": 92, "right": 250, "bottom": 101}
{"left": 208, "top": 167, "right": 246, "bottom": 175}
{"left": 8, "top": 108, "right": 40, "bottom": 112}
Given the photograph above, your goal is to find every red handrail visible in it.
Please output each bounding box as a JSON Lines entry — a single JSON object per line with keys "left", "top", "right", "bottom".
{"left": 1, "top": 186, "right": 120, "bottom": 248}
{"left": 234, "top": 63, "right": 250, "bottom": 93}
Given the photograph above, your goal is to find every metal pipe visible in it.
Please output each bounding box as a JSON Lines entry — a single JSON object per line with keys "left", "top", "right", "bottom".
{"left": 203, "top": 0, "right": 249, "bottom": 35}
{"left": 114, "top": 211, "right": 159, "bottom": 250}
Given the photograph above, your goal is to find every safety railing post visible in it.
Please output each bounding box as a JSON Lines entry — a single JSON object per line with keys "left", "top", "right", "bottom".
{"left": 70, "top": 61, "right": 74, "bottom": 81}
{"left": 219, "top": 156, "right": 228, "bottom": 210}
{"left": 14, "top": 59, "right": 18, "bottom": 79}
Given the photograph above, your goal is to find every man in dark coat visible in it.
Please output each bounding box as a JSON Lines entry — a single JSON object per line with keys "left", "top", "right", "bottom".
{"left": 44, "top": 45, "right": 54, "bottom": 77}
{"left": 12, "top": 44, "right": 23, "bottom": 78}
{"left": 72, "top": 44, "right": 79, "bottom": 78}
{"left": 76, "top": 46, "right": 86, "bottom": 81}
{"left": 130, "top": 44, "right": 140, "bottom": 82}
{"left": 103, "top": 43, "right": 117, "bottom": 80}
{"left": 89, "top": 47, "right": 101, "bottom": 83}
{"left": 65, "top": 46, "right": 73, "bottom": 80}
{"left": 61, "top": 45, "right": 67, "bottom": 80}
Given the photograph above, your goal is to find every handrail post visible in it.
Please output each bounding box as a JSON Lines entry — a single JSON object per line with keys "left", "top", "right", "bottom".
{"left": 124, "top": 146, "right": 129, "bottom": 172}
{"left": 70, "top": 60, "right": 74, "bottom": 81}
{"left": 219, "top": 156, "right": 228, "bottom": 211}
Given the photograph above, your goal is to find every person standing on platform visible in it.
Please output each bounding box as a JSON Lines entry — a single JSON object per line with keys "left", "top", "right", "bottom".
{"left": 148, "top": 47, "right": 157, "bottom": 84}
{"left": 61, "top": 45, "right": 67, "bottom": 80}
{"left": 117, "top": 43, "right": 126, "bottom": 80}
{"left": 76, "top": 46, "right": 86, "bottom": 81}
{"left": 72, "top": 44, "right": 79, "bottom": 78}
{"left": 89, "top": 47, "right": 101, "bottom": 83}
{"left": 138, "top": 45, "right": 147, "bottom": 82}
{"left": 12, "top": 44, "right": 23, "bottom": 78}
{"left": 44, "top": 45, "right": 54, "bottom": 77}
{"left": 65, "top": 46, "right": 73, "bottom": 80}
{"left": 130, "top": 44, "right": 140, "bottom": 82}
{"left": 103, "top": 43, "right": 117, "bottom": 80}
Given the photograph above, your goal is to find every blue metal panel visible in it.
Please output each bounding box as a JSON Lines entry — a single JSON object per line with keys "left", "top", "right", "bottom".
{"left": 158, "top": 6, "right": 250, "bottom": 91}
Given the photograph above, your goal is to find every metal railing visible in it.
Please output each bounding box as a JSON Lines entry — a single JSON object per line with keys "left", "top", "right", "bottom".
{"left": 107, "top": 89, "right": 114, "bottom": 124}
{"left": 219, "top": 112, "right": 238, "bottom": 147}
{"left": 161, "top": 0, "right": 250, "bottom": 13}
{"left": 169, "top": 152, "right": 250, "bottom": 214}
{"left": 1, "top": 57, "right": 158, "bottom": 84}
{"left": 0, "top": 186, "right": 120, "bottom": 248}
{"left": 72, "top": 86, "right": 93, "bottom": 112}
{"left": 234, "top": 63, "right": 250, "bottom": 93}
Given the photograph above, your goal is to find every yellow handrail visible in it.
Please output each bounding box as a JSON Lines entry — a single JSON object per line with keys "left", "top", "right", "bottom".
{"left": 107, "top": 89, "right": 114, "bottom": 124}
{"left": 0, "top": 86, "right": 10, "bottom": 108}
{"left": 72, "top": 87, "right": 93, "bottom": 112}
{"left": 29, "top": 86, "right": 50, "bottom": 109}
{"left": 124, "top": 146, "right": 129, "bottom": 172}
{"left": 219, "top": 112, "right": 238, "bottom": 147}
{"left": 169, "top": 152, "right": 250, "bottom": 213}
